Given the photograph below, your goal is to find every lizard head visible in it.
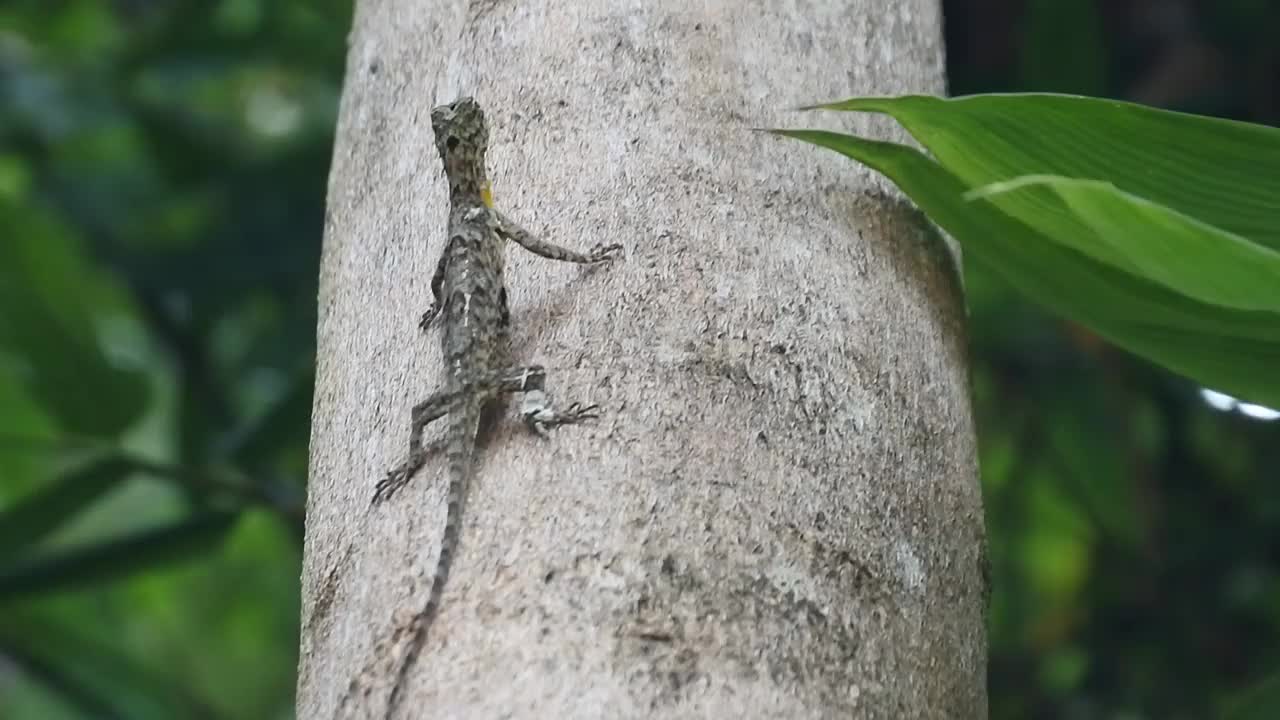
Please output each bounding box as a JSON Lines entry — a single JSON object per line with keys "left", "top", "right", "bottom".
{"left": 431, "top": 98, "right": 490, "bottom": 204}
{"left": 431, "top": 97, "right": 488, "bottom": 154}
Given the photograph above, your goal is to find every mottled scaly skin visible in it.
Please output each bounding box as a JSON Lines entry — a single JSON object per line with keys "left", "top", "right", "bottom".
{"left": 372, "top": 97, "right": 620, "bottom": 718}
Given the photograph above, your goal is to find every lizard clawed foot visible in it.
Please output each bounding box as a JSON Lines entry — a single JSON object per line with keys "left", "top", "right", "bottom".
{"left": 372, "top": 436, "right": 447, "bottom": 505}
{"left": 520, "top": 391, "right": 602, "bottom": 436}
{"left": 556, "top": 401, "right": 601, "bottom": 424}
{"left": 418, "top": 304, "right": 441, "bottom": 332}
{"left": 587, "top": 243, "right": 624, "bottom": 263}
{"left": 373, "top": 457, "right": 421, "bottom": 505}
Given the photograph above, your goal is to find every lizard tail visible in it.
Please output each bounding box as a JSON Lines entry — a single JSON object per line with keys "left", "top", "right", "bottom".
{"left": 385, "top": 399, "right": 481, "bottom": 717}
{"left": 422, "top": 397, "right": 480, "bottom": 633}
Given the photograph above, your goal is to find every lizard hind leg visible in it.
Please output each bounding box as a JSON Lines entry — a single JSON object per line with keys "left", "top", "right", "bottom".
{"left": 514, "top": 376, "right": 601, "bottom": 436}
{"left": 373, "top": 366, "right": 549, "bottom": 506}
{"left": 374, "top": 388, "right": 458, "bottom": 505}
{"left": 521, "top": 392, "right": 601, "bottom": 436}
{"left": 467, "top": 362, "right": 599, "bottom": 436}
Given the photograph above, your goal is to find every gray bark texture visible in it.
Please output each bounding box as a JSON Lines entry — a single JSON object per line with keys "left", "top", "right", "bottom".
{"left": 299, "top": 1, "right": 986, "bottom": 718}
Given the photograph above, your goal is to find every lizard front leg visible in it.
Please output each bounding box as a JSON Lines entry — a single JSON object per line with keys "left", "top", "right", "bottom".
{"left": 373, "top": 366, "right": 554, "bottom": 504}
{"left": 494, "top": 211, "right": 623, "bottom": 265}
{"left": 418, "top": 244, "right": 450, "bottom": 332}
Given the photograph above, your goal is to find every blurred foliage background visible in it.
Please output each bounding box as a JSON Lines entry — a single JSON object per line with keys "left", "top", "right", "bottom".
{"left": 0, "top": 1, "right": 1275, "bottom": 718}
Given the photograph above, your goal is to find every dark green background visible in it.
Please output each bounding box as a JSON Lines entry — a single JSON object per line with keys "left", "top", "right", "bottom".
{"left": 1, "top": 1, "right": 1276, "bottom": 718}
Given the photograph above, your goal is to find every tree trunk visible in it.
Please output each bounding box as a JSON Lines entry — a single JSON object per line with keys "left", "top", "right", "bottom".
{"left": 299, "top": 1, "right": 986, "bottom": 718}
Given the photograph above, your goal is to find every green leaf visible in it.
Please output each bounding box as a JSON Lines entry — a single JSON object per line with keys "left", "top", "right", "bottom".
{"left": 222, "top": 369, "right": 314, "bottom": 468}
{"left": 1223, "top": 669, "right": 1280, "bottom": 720}
{"left": 0, "top": 605, "right": 211, "bottom": 720}
{"left": 966, "top": 175, "right": 1280, "bottom": 313}
{"left": 768, "top": 130, "right": 1280, "bottom": 407}
{"left": 0, "top": 511, "right": 238, "bottom": 599}
{"left": 0, "top": 201, "right": 149, "bottom": 437}
{"left": 0, "top": 455, "right": 135, "bottom": 557}
{"left": 0, "top": 637, "right": 127, "bottom": 719}
{"left": 1046, "top": 389, "right": 1142, "bottom": 551}
{"left": 810, "top": 94, "right": 1280, "bottom": 252}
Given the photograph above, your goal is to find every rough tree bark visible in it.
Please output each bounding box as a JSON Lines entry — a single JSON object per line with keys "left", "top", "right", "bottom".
{"left": 299, "top": 1, "right": 986, "bottom": 718}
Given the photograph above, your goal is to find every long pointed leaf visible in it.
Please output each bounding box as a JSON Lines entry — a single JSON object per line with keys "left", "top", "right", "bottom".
{"left": 769, "top": 129, "right": 1280, "bottom": 406}
{"left": 222, "top": 369, "right": 314, "bottom": 467}
{"left": 0, "top": 639, "right": 126, "bottom": 719}
{"left": 967, "top": 176, "right": 1280, "bottom": 313}
{"left": 0, "top": 606, "right": 212, "bottom": 720}
{"left": 0, "top": 455, "right": 135, "bottom": 557}
{"left": 1224, "top": 670, "right": 1280, "bottom": 720}
{"left": 814, "top": 94, "right": 1280, "bottom": 252}
{"left": 0, "top": 511, "right": 238, "bottom": 599}
{"left": 0, "top": 201, "right": 149, "bottom": 437}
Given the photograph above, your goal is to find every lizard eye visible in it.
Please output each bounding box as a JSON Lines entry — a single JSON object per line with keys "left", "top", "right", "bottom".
{"left": 445, "top": 136, "right": 460, "bottom": 150}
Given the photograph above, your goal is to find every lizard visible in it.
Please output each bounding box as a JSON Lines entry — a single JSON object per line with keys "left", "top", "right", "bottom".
{"left": 371, "top": 96, "right": 621, "bottom": 717}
